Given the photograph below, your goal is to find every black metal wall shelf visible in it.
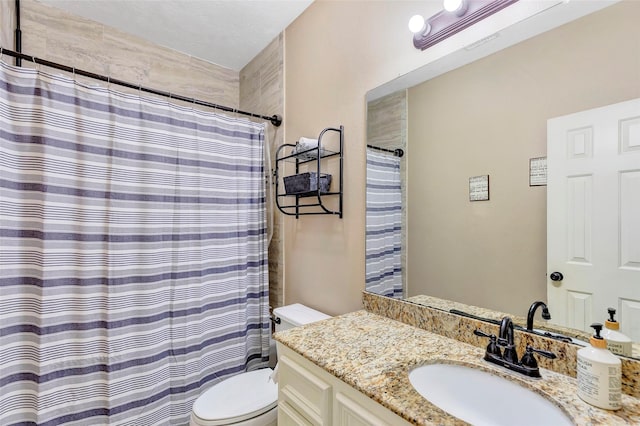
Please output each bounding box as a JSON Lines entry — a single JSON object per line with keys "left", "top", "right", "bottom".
{"left": 275, "top": 126, "right": 343, "bottom": 218}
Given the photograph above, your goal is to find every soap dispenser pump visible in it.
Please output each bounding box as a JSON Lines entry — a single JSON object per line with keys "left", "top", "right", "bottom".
{"left": 602, "top": 308, "right": 632, "bottom": 357}
{"left": 577, "top": 323, "right": 621, "bottom": 410}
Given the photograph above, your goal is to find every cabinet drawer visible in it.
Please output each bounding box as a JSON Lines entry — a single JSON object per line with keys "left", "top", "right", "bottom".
{"left": 278, "top": 401, "right": 313, "bottom": 426}
{"left": 279, "top": 354, "right": 332, "bottom": 425}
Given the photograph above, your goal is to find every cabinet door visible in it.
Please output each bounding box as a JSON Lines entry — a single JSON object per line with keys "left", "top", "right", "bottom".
{"left": 335, "top": 392, "right": 391, "bottom": 426}
{"left": 277, "top": 344, "right": 412, "bottom": 426}
{"left": 279, "top": 354, "right": 332, "bottom": 425}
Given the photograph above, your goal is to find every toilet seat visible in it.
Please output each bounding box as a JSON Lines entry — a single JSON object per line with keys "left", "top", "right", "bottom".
{"left": 191, "top": 368, "right": 278, "bottom": 425}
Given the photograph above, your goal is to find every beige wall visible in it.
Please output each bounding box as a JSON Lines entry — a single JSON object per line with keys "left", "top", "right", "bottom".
{"left": 407, "top": 1, "right": 640, "bottom": 315}
{"left": 283, "top": 0, "right": 453, "bottom": 315}
{"left": 284, "top": 0, "right": 639, "bottom": 316}
{"left": 5, "top": 0, "right": 634, "bottom": 318}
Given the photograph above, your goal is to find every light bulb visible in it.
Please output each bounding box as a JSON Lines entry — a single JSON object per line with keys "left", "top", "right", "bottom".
{"left": 408, "top": 14, "right": 425, "bottom": 33}
{"left": 443, "top": 0, "right": 465, "bottom": 13}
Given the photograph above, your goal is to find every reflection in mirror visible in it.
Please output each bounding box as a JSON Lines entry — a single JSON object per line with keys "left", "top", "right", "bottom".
{"left": 365, "top": 91, "right": 407, "bottom": 298}
{"left": 404, "top": 294, "right": 640, "bottom": 358}
{"left": 364, "top": 1, "right": 640, "bottom": 359}
{"left": 406, "top": 294, "right": 589, "bottom": 342}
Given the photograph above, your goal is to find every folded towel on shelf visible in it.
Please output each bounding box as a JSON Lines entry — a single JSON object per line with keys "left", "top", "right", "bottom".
{"left": 298, "top": 137, "right": 318, "bottom": 149}
{"left": 291, "top": 137, "right": 326, "bottom": 160}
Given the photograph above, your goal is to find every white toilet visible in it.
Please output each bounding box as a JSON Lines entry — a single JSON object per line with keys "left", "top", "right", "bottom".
{"left": 189, "top": 304, "right": 330, "bottom": 426}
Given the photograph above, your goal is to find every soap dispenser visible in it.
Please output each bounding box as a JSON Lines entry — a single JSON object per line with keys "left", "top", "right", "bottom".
{"left": 577, "top": 323, "right": 621, "bottom": 410}
{"left": 602, "top": 308, "right": 632, "bottom": 357}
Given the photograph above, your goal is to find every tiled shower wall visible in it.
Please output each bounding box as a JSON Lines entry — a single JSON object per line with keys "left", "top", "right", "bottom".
{"left": 239, "top": 35, "right": 285, "bottom": 309}
{"left": 0, "top": 0, "right": 285, "bottom": 308}
{"left": 0, "top": 1, "right": 238, "bottom": 107}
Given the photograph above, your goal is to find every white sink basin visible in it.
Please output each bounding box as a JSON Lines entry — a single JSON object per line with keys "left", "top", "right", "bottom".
{"left": 409, "top": 363, "right": 573, "bottom": 426}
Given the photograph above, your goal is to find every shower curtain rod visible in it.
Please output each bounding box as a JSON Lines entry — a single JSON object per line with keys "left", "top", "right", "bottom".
{"left": 0, "top": 47, "right": 283, "bottom": 127}
{"left": 367, "top": 144, "right": 404, "bottom": 157}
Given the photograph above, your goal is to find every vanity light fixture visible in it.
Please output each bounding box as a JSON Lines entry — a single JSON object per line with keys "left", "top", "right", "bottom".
{"left": 443, "top": 0, "right": 467, "bottom": 16}
{"left": 408, "top": 14, "right": 429, "bottom": 35}
{"left": 411, "top": 0, "right": 519, "bottom": 51}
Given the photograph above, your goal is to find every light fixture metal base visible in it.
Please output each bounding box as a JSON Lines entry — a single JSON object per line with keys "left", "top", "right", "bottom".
{"left": 413, "top": 0, "right": 519, "bottom": 51}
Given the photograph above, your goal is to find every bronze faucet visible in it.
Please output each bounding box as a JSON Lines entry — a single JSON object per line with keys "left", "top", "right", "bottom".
{"left": 474, "top": 316, "right": 557, "bottom": 378}
{"left": 526, "top": 301, "right": 551, "bottom": 331}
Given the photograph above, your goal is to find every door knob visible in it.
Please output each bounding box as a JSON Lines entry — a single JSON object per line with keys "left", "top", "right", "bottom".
{"left": 550, "top": 272, "right": 564, "bottom": 282}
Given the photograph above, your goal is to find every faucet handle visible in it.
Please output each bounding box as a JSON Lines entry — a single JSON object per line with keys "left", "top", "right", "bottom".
{"left": 521, "top": 345, "right": 557, "bottom": 368}
{"left": 473, "top": 329, "right": 492, "bottom": 339}
{"left": 528, "top": 346, "right": 557, "bottom": 359}
{"left": 473, "top": 329, "right": 501, "bottom": 356}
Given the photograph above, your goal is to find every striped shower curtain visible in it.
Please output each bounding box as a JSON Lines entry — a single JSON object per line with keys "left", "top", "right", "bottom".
{"left": 365, "top": 149, "right": 403, "bottom": 298}
{"left": 0, "top": 62, "right": 269, "bottom": 425}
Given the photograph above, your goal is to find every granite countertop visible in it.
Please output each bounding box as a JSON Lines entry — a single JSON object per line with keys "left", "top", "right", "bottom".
{"left": 406, "top": 294, "right": 640, "bottom": 359}
{"left": 406, "top": 294, "right": 592, "bottom": 342}
{"left": 274, "top": 310, "right": 640, "bottom": 425}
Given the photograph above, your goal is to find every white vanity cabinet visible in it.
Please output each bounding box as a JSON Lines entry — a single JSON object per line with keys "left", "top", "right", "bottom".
{"left": 277, "top": 344, "right": 412, "bottom": 426}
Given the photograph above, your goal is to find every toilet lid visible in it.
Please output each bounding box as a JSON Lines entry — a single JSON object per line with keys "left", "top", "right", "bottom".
{"left": 192, "top": 368, "right": 278, "bottom": 424}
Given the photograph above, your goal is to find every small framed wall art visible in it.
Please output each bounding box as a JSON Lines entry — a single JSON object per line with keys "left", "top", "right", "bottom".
{"left": 529, "top": 157, "right": 547, "bottom": 186}
{"left": 469, "top": 175, "right": 489, "bottom": 201}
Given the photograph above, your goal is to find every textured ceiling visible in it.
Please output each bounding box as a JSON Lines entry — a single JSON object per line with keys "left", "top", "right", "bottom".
{"left": 39, "top": 0, "right": 314, "bottom": 71}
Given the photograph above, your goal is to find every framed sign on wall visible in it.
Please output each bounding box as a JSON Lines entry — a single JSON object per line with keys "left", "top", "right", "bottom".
{"left": 529, "top": 157, "right": 547, "bottom": 186}
{"left": 469, "top": 175, "right": 490, "bottom": 201}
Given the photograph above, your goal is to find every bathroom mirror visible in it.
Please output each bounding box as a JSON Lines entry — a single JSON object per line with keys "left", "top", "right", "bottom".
{"left": 365, "top": 0, "right": 640, "bottom": 359}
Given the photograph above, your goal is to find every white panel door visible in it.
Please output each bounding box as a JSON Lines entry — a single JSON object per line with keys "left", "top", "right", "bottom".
{"left": 547, "top": 98, "right": 640, "bottom": 340}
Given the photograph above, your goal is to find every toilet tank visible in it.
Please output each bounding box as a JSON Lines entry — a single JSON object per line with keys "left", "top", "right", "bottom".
{"left": 273, "top": 303, "right": 330, "bottom": 332}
